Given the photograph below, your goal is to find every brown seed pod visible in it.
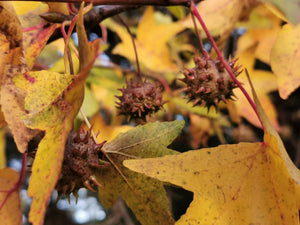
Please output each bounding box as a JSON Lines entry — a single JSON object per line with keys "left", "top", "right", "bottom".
{"left": 55, "top": 125, "right": 107, "bottom": 203}
{"left": 116, "top": 78, "right": 165, "bottom": 121}
{"left": 180, "top": 54, "right": 242, "bottom": 109}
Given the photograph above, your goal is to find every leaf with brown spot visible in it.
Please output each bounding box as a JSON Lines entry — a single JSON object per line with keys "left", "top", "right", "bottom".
{"left": 96, "top": 120, "right": 184, "bottom": 225}
{"left": 125, "top": 86, "right": 300, "bottom": 224}
{"left": 0, "top": 168, "right": 22, "bottom": 225}
{"left": 0, "top": 2, "right": 37, "bottom": 152}
{"left": 21, "top": 5, "right": 101, "bottom": 225}
{"left": 125, "top": 142, "right": 300, "bottom": 224}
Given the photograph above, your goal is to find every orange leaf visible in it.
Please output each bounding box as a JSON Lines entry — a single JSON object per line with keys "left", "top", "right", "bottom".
{"left": 23, "top": 24, "right": 57, "bottom": 70}
{"left": 0, "top": 168, "right": 22, "bottom": 225}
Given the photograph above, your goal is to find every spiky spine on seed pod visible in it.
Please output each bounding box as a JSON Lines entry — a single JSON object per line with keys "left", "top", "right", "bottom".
{"left": 55, "top": 125, "right": 107, "bottom": 203}
{"left": 180, "top": 53, "right": 242, "bottom": 110}
{"left": 116, "top": 77, "right": 165, "bottom": 121}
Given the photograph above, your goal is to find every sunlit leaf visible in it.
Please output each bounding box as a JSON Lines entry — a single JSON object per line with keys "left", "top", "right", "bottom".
{"left": 105, "top": 7, "right": 183, "bottom": 73}
{"left": 24, "top": 4, "right": 101, "bottom": 225}
{"left": 125, "top": 77, "right": 300, "bottom": 225}
{"left": 249, "top": 67, "right": 300, "bottom": 188}
{"left": 125, "top": 138, "right": 300, "bottom": 225}
{"left": 270, "top": 24, "right": 300, "bottom": 99}
{"left": 234, "top": 47, "right": 279, "bottom": 129}
{"left": 97, "top": 120, "right": 184, "bottom": 225}
{"left": 88, "top": 113, "right": 132, "bottom": 143}
{"left": 180, "top": 0, "right": 255, "bottom": 37}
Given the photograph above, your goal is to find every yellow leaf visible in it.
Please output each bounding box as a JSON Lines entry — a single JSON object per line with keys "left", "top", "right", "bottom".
{"left": 125, "top": 76, "right": 300, "bottom": 225}
{"left": 234, "top": 47, "right": 279, "bottom": 129}
{"left": 88, "top": 113, "right": 132, "bottom": 143}
{"left": 189, "top": 114, "right": 212, "bottom": 148}
{"left": 249, "top": 68, "right": 300, "bottom": 188}
{"left": 12, "top": 2, "right": 47, "bottom": 16}
{"left": 125, "top": 139, "right": 299, "bottom": 224}
{"left": 180, "top": 0, "right": 253, "bottom": 37}
{"left": 236, "top": 4, "right": 282, "bottom": 30}
{"left": 13, "top": 2, "right": 49, "bottom": 28}
{"left": 0, "top": 128, "right": 6, "bottom": 169}
{"left": 105, "top": 7, "right": 183, "bottom": 73}
{"left": 24, "top": 4, "right": 101, "bottom": 225}
{"left": 0, "top": 168, "right": 22, "bottom": 225}
{"left": 271, "top": 24, "right": 300, "bottom": 99}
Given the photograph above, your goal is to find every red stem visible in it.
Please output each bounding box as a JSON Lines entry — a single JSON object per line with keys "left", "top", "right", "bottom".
{"left": 190, "top": 2, "right": 264, "bottom": 130}
{"left": 22, "top": 23, "right": 47, "bottom": 32}
{"left": 0, "top": 152, "right": 27, "bottom": 209}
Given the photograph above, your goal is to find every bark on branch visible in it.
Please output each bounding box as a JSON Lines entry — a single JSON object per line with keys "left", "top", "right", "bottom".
{"left": 3, "top": 0, "right": 199, "bottom": 6}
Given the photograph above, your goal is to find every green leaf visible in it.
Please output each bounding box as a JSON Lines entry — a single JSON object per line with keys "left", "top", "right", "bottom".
{"left": 97, "top": 120, "right": 185, "bottom": 225}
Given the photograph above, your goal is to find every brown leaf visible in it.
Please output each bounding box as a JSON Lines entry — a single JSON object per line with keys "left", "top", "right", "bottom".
{"left": 0, "top": 2, "right": 37, "bottom": 153}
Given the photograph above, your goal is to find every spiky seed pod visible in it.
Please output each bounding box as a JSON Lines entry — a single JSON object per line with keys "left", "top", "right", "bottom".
{"left": 55, "top": 125, "right": 106, "bottom": 203}
{"left": 116, "top": 78, "right": 165, "bottom": 120}
{"left": 180, "top": 55, "right": 242, "bottom": 109}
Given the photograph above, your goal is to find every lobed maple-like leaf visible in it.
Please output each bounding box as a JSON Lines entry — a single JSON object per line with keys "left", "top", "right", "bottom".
{"left": 0, "top": 168, "right": 22, "bottom": 225}
{"left": 105, "top": 7, "right": 183, "bottom": 73}
{"left": 96, "top": 120, "right": 184, "bottom": 225}
{"left": 125, "top": 87, "right": 300, "bottom": 224}
{"left": 270, "top": 24, "right": 300, "bottom": 100}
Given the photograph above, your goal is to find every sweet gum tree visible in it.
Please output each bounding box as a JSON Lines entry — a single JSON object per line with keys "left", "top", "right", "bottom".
{"left": 0, "top": 0, "right": 300, "bottom": 224}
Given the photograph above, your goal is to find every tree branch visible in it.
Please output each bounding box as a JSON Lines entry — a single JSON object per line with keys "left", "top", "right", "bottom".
{"left": 3, "top": 0, "right": 198, "bottom": 6}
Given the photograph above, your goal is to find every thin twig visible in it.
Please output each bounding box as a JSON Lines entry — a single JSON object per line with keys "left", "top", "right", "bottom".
{"left": 117, "top": 14, "right": 142, "bottom": 80}
{"left": 191, "top": 10, "right": 207, "bottom": 57}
